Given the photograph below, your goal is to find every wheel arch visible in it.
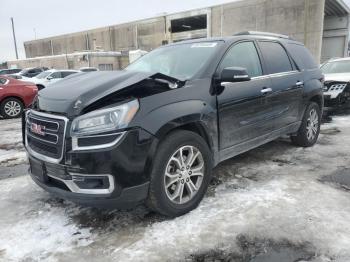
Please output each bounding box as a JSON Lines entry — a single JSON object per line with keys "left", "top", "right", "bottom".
{"left": 143, "top": 117, "right": 216, "bottom": 180}
{"left": 158, "top": 120, "right": 214, "bottom": 151}
{"left": 1, "top": 95, "right": 25, "bottom": 106}
{"left": 309, "top": 94, "right": 323, "bottom": 110}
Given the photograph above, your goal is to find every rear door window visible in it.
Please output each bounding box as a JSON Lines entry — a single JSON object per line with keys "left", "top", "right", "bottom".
{"left": 258, "top": 41, "right": 293, "bottom": 74}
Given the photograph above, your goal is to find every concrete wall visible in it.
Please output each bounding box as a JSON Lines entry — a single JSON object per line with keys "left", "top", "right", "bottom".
{"left": 24, "top": 17, "right": 167, "bottom": 58}
{"left": 20, "top": 0, "right": 344, "bottom": 66}
{"left": 211, "top": 0, "right": 325, "bottom": 62}
{"left": 7, "top": 54, "right": 127, "bottom": 71}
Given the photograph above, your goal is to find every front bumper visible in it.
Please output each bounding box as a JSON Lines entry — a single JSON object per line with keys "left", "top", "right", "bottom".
{"left": 323, "top": 83, "right": 350, "bottom": 107}
{"left": 24, "top": 110, "right": 158, "bottom": 208}
{"left": 324, "top": 91, "right": 350, "bottom": 107}
{"left": 28, "top": 158, "right": 149, "bottom": 209}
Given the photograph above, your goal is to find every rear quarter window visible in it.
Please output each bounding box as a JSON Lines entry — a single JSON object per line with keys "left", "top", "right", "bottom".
{"left": 287, "top": 43, "right": 318, "bottom": 70}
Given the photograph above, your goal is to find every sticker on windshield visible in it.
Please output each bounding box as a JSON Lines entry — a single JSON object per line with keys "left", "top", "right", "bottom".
{"left": 191, "top": 43, "right": 217, "bottom": 48}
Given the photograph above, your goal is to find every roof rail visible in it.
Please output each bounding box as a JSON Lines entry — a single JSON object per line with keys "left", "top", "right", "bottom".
{"left": 234, "top": 31, "right": 290, "bottom": 39}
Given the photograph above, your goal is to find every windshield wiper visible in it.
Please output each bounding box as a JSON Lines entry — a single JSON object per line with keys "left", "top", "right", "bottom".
{"left": 149, "top": 73, "right": 186, "bottom": 89}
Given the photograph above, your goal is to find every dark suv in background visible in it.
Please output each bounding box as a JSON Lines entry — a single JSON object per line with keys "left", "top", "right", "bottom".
{"left": 23, "top": 32, "right": 323, "bottom": 217}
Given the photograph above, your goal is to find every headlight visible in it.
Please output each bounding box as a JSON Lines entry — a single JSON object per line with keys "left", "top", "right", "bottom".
{"left": 71, "top": 99, "right": 139, "bottom": 136}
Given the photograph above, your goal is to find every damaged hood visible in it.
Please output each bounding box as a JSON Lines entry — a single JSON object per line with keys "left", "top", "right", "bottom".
{"left": 324, "top": 73, "right": 350, "bottom": 83}
{"left": 36, "top": 70, "right": 158, "bottom": 117}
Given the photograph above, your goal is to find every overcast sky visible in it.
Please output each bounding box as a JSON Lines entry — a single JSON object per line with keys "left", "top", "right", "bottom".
{"left": 1, "top": 0, "right": 350, "bottom": 62}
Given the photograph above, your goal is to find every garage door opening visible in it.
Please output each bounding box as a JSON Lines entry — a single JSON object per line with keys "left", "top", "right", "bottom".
{"left": 321, "top": 0, "right": 350, "bottom": 62}
{"left": 170, "top": 15, "right": 207, "bottom": 33}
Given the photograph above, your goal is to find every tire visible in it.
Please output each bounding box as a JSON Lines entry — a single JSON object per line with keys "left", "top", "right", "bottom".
{"left": 147, "top": 130, "right": 213, "bottom": 217}
{"left": 0, "top": 98, "right": 24, "bottom": 119}
{"left": 291, "top": 102, "right": 321, "bottom": 147}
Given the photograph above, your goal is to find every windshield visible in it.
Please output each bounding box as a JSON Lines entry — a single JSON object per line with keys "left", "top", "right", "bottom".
{"left": 35, "top": 71, "right": 52, "bottom": 79}
{"left": 125, "top": 42, "right": 220, "bottom": 80}
{"left": 321, "top": 60, "right": 350, "bottom": 74}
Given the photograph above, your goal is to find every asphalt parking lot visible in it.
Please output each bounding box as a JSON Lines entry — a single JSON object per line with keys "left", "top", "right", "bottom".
{"left": 0, "top": 110, "right": 350, "bottom": 262}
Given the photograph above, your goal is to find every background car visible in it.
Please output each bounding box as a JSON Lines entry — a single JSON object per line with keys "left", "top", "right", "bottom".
{"left": 6, "top": 74, "right": 31, "bottom": 81}
{"left": 0, "top": 68, "right": 22, "bottom": 75}
{"left": 321, "top": 57, "right": 350, "bottom": 107}
{"left": 30, "top": 69, "right": 80, "bottom": 90}
{"left": 13, "top": 67, "right": 49, "bottom": 79}
{"left": 80, "top": 67, "right": 99, "bottom": 72}
{"left": 0, "top": 76, "right": 38, "bottom": 119}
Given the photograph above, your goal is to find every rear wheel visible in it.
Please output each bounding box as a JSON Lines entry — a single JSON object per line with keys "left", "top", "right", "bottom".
{"left": 147, "top": 130, "right": 212, "bottom": 217}
{"left": 291, "top": 102, "right": 321, "bottom": 147}
{"left": 0, "top": 98, "right": 24, "bottom": 119}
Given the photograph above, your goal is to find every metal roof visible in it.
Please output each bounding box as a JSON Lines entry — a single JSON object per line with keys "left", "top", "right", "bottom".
{"left": 325, "top": 0, "right": 350, "bottom": 16}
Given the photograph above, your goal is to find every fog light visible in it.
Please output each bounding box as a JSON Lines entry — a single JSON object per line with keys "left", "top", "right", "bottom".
{"left": 72, "top": 175, "right": 110, "bottom": 190}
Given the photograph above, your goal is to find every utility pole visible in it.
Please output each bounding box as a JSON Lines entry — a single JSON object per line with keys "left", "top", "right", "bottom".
{"left": 10, "top": 17, "right": 19, "bottom": 60}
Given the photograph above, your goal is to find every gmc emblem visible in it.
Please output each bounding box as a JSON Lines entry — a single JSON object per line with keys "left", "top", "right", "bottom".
{"left": 30, "top": 123, "right": 46, "bottom": 136}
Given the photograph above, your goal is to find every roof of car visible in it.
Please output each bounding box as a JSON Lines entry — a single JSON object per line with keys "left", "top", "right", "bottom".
{"left": 45, "top": 69, "right": 80, "bottom": 73}
{"left": 167, "top": 32, "right": 301, "bottom": 47}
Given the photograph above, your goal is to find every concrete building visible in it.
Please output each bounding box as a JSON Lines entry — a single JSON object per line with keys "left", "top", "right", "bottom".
{"left": 7, "top": 0, "right": 350, "bottom": 69}
{"left": 7, "top": 51, "right": 128, "bottom": 71}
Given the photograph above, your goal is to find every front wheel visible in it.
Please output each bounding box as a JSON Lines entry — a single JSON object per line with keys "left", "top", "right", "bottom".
{"left": 0, "top": 98, "right": 24, "bottom": 119}
{"left": 147, "top": 130, "right": 212, "bottom": 217}
{"left": 291, "top": 102, "right": 321, "bottom": 147}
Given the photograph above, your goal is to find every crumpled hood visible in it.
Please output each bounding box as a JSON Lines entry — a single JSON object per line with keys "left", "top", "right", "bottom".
{"left": 36, "top": 70, "right": 156, "bottom": 117}
{"left": 324, "top": 73, "right": 350, "bottom": 83}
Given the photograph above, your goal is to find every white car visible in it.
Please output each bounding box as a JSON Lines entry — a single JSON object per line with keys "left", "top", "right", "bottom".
{"left": 30, "top": 69, "right": 79, "bottom": 90}
{"left": 321, "top": 57, "right": 350, "bottom": 107}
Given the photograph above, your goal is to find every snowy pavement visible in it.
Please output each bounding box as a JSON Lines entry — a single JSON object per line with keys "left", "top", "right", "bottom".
{"left": 0, "top": 113, "right": 350, "bottom": 262}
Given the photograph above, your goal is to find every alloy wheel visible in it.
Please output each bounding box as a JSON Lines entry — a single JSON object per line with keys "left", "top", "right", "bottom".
{"left": 4, "top": 100, "right": 21, "bottom": 117}
{"left": 164, "top": 145, "right": 205, "bottom": 204}
{"left": 306, "top": 108, "right": 319, "bottom": 141}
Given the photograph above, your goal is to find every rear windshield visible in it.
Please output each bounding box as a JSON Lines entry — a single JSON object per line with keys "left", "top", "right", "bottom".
{"left": 287, "top": 43, "right": 318, "bottom": 70}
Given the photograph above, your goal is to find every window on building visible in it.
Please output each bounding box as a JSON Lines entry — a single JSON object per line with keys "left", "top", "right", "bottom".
{"left": 219, "top": 41, "right": 263, "bottom": 78}
{"left": 98, "top": 64, "right": 113, "bottom": 71}
{"left": 171, "top": 14, "right": 207, "bottom": 33}
{"left": 258, "top": 41, "right": 293, "bottom": 74}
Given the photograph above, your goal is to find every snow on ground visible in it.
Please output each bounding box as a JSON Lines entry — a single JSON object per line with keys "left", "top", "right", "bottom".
{"left": 0, "top": 114, "right": 350, "bottom": 261}
{"left": 0, "top": 118, "right": 27, "bottom": 167}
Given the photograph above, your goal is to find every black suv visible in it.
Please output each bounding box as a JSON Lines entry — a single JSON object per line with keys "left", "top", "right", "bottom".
{"left": 23, "top": 32, "right": 323, "bottom": 217}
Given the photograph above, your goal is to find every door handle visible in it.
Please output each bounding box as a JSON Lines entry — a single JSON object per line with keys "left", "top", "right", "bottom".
{"left": 261, "top": 87, "right": 273, "bottom": 94}
{"left": 296, "top": 81, "right": 304, "bottom": 87}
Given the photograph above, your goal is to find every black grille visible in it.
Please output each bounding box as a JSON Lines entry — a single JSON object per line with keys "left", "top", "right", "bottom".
{"left": 323, "top": 81, "right": 348, "bottom": 92}
{"left": 26, "top": 112, "right": 66, "bottom": 160}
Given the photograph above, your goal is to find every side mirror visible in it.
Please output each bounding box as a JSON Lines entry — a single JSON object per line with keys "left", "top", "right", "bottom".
{"left": 47, "top": 76, "right": 53, "bottom": 80}
{"left": 220, "top": 67, "right": 251, "bottom": 82}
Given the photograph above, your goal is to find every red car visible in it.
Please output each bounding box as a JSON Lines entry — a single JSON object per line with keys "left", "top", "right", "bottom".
{"left": 0, "top": 76, "right": 38, "bottom": 119}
